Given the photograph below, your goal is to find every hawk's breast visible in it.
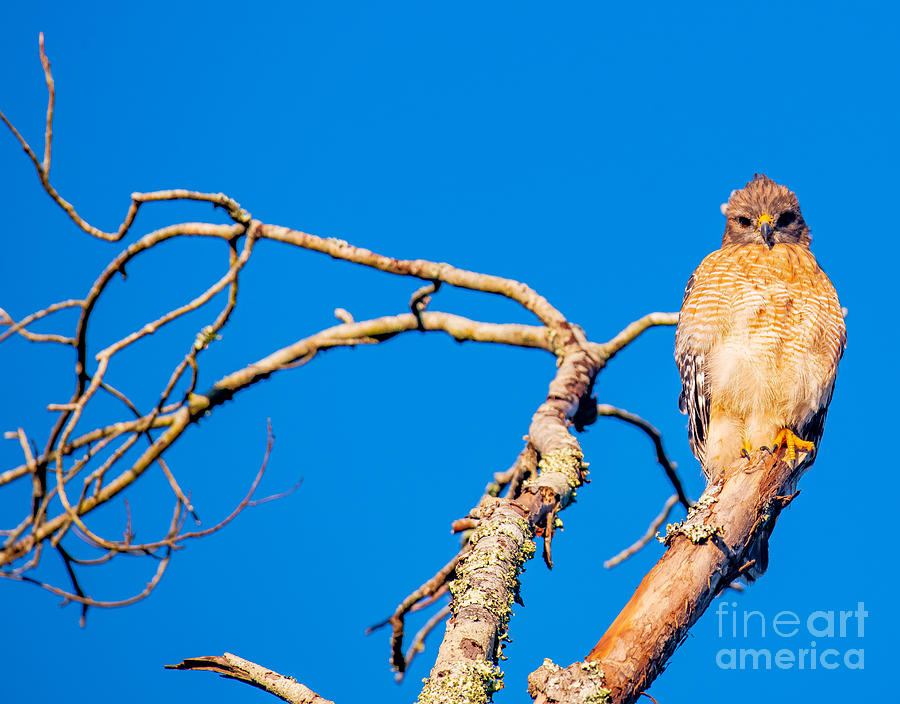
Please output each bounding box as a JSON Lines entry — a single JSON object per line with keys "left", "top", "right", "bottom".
{"left": 680, "top": 243, "right": 844, "bottom": 421}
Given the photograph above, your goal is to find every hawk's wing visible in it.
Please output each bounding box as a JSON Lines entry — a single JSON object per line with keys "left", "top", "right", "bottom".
{"left": 794, "top": 312, "right": 847, "bottom": 454}
{"left": 675, "top": 272, "right": 710, "bottom": 467}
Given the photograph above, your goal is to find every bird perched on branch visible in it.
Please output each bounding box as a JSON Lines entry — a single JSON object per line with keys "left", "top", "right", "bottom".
{"left": 675, "top": 175, "right": 846, "bottom": 478}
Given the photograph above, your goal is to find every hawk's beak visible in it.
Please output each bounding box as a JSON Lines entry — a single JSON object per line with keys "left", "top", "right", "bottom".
{"left": 759, "top": 221, "right": 774, "bottom": 248}
{"left": 757, "top": 213, "right": 775, "bottom": 249}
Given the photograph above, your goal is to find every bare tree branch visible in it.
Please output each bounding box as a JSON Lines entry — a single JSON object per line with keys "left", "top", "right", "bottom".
{"left": 603, "top": 494, "right": 679, "bottom": 569}
{"left": 594, "top": 404, "right": 691, "bottom": 510}
{"left": 166, "top": 653, "right": 334, "bottom": 704}
{"left": 0, "top": 37, "right": 250, "bottom": 241}
{"left": 592, "top": 312, "right": 679, "bottom": 362}
{"left": 415, "top": 313, "right": 601, "bottom": 703}
{"left": 259, "top": 224, "right": 570, "bottom": 330}
{"left": 528, "top": 448, "right": 806, "bottom": 704}
{"left": 400, "top": 605, "right": 453, "bottom": 682}
{"left": 0, "top": 299, "right": 82, "bottom": 344}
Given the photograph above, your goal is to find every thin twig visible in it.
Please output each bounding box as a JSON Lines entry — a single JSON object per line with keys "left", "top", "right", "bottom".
{"left": 593, "top": 312, "right": 679, "bottom": 362}
{"left": 542, "top": 503, "right": 560, "bottom": 569}
{"left": 0, "top": 39, "right": 250, "bottom": 242}
{"left": 397, "top": 605, "right": 452, "bottom": 682}
{"left": 596, "top": 404, "right": 692, "bottom": 510}
{"left": 260, "top": 223, "right": 570, "bottom": 330}
{"left": 56, "top": 545, "right": 88, "bottom": 626}
{"left": 0, "top": 300, "right": 82, "bottom": 344}
{"left": 365, "top": 546, "right": 470, "bottom": 673}
{"left": 604, "top": 494, "right": 680, "bottom": 569}
{"left": 38, "top": 33, "right": 54, "bottom": 175}
{"left": 410, "top": 280, "right": 441, "bottom": 330}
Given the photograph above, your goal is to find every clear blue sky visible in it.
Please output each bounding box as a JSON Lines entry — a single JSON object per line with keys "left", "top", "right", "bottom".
{"left": 1, "top": 3, "right": 895, "bottom": 703}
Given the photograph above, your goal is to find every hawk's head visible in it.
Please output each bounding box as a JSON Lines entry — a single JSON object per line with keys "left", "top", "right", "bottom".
{"left": 721, "top": 174, "right": 811, "bottom": 249}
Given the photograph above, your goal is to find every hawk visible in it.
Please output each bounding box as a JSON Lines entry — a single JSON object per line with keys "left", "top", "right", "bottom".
{"left": 675, "top": 175, "right": 846, "bottom": 478}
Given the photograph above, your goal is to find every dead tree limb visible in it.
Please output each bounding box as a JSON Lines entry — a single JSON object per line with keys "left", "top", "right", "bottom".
{"left": 594, "top": 405, "right": 691, "bottom": 511}
{"left": 166, "top": 653, "right": 334, "bottom": 704}
{"left": 527, "top": 448, "right": 806, "bottom": 704}
{"left": 603, "top": 494, "right": 679, "bottom": 569}
{"left": 415, "top": 310, "right": 606, "bottom": 703}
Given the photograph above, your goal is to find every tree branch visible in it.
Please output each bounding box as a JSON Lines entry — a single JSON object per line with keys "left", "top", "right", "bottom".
{"left": 594, "top": 404, "right": 691, "bottom": 510}
{"left": 528, "top": 448, "right": 806, "bottom": 703}
{"left": 603, "top": 494, "right": 679, "bottom": 569}
{"left": 416, "top": 320, "right": 599, "bottom": 703}
{"left": 592, "top": 312, "right": 678, "bottom": 363}
{"left": 166, "top": 653, "right": 334, "bottom": 704}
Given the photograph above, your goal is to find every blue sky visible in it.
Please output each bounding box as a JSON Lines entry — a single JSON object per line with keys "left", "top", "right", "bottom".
{"left": 1, "top": 3, "right": 896, "bottom": 703}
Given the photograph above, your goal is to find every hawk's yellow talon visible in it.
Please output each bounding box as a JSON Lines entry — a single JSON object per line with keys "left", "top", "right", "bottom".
{"left": 740, "top": 441, "right": 755, "bottom": 461}
{"left": 771, "top": 428, "right": 815, "bottom": 464}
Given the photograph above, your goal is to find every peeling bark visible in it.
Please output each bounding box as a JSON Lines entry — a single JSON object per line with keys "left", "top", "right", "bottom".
{"left": 551, "top": 449, "right": 804, "bottom": 704}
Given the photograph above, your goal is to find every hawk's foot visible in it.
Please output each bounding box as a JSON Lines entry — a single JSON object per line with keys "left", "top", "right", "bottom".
{"left": 771, "top": 428, "right": 815, "bottom": 468}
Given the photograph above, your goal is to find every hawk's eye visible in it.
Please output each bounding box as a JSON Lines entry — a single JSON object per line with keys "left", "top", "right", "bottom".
{"left": 736, "top": 216, "right": 752, "bottom": 227}
{"left": 776, "top": 211, "right": 796, "bottom": 228}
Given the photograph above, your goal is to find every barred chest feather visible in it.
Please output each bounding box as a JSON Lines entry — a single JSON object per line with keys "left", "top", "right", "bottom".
{"left": 681, "top": 243, "right": 844, "bottom": 422}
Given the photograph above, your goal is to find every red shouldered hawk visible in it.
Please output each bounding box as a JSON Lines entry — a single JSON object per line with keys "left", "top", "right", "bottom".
{"left": 675, "top": 174, "right": 846, "bottom": 478}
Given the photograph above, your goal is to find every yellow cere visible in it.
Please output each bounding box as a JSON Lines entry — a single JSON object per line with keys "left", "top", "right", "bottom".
{"left": 756, "top": 213, "right": 774, "bottom": 229}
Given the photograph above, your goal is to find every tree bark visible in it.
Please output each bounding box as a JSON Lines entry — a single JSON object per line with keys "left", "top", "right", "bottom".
{"left": 579, "top": 448, "right": 803, "bottom": 704}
